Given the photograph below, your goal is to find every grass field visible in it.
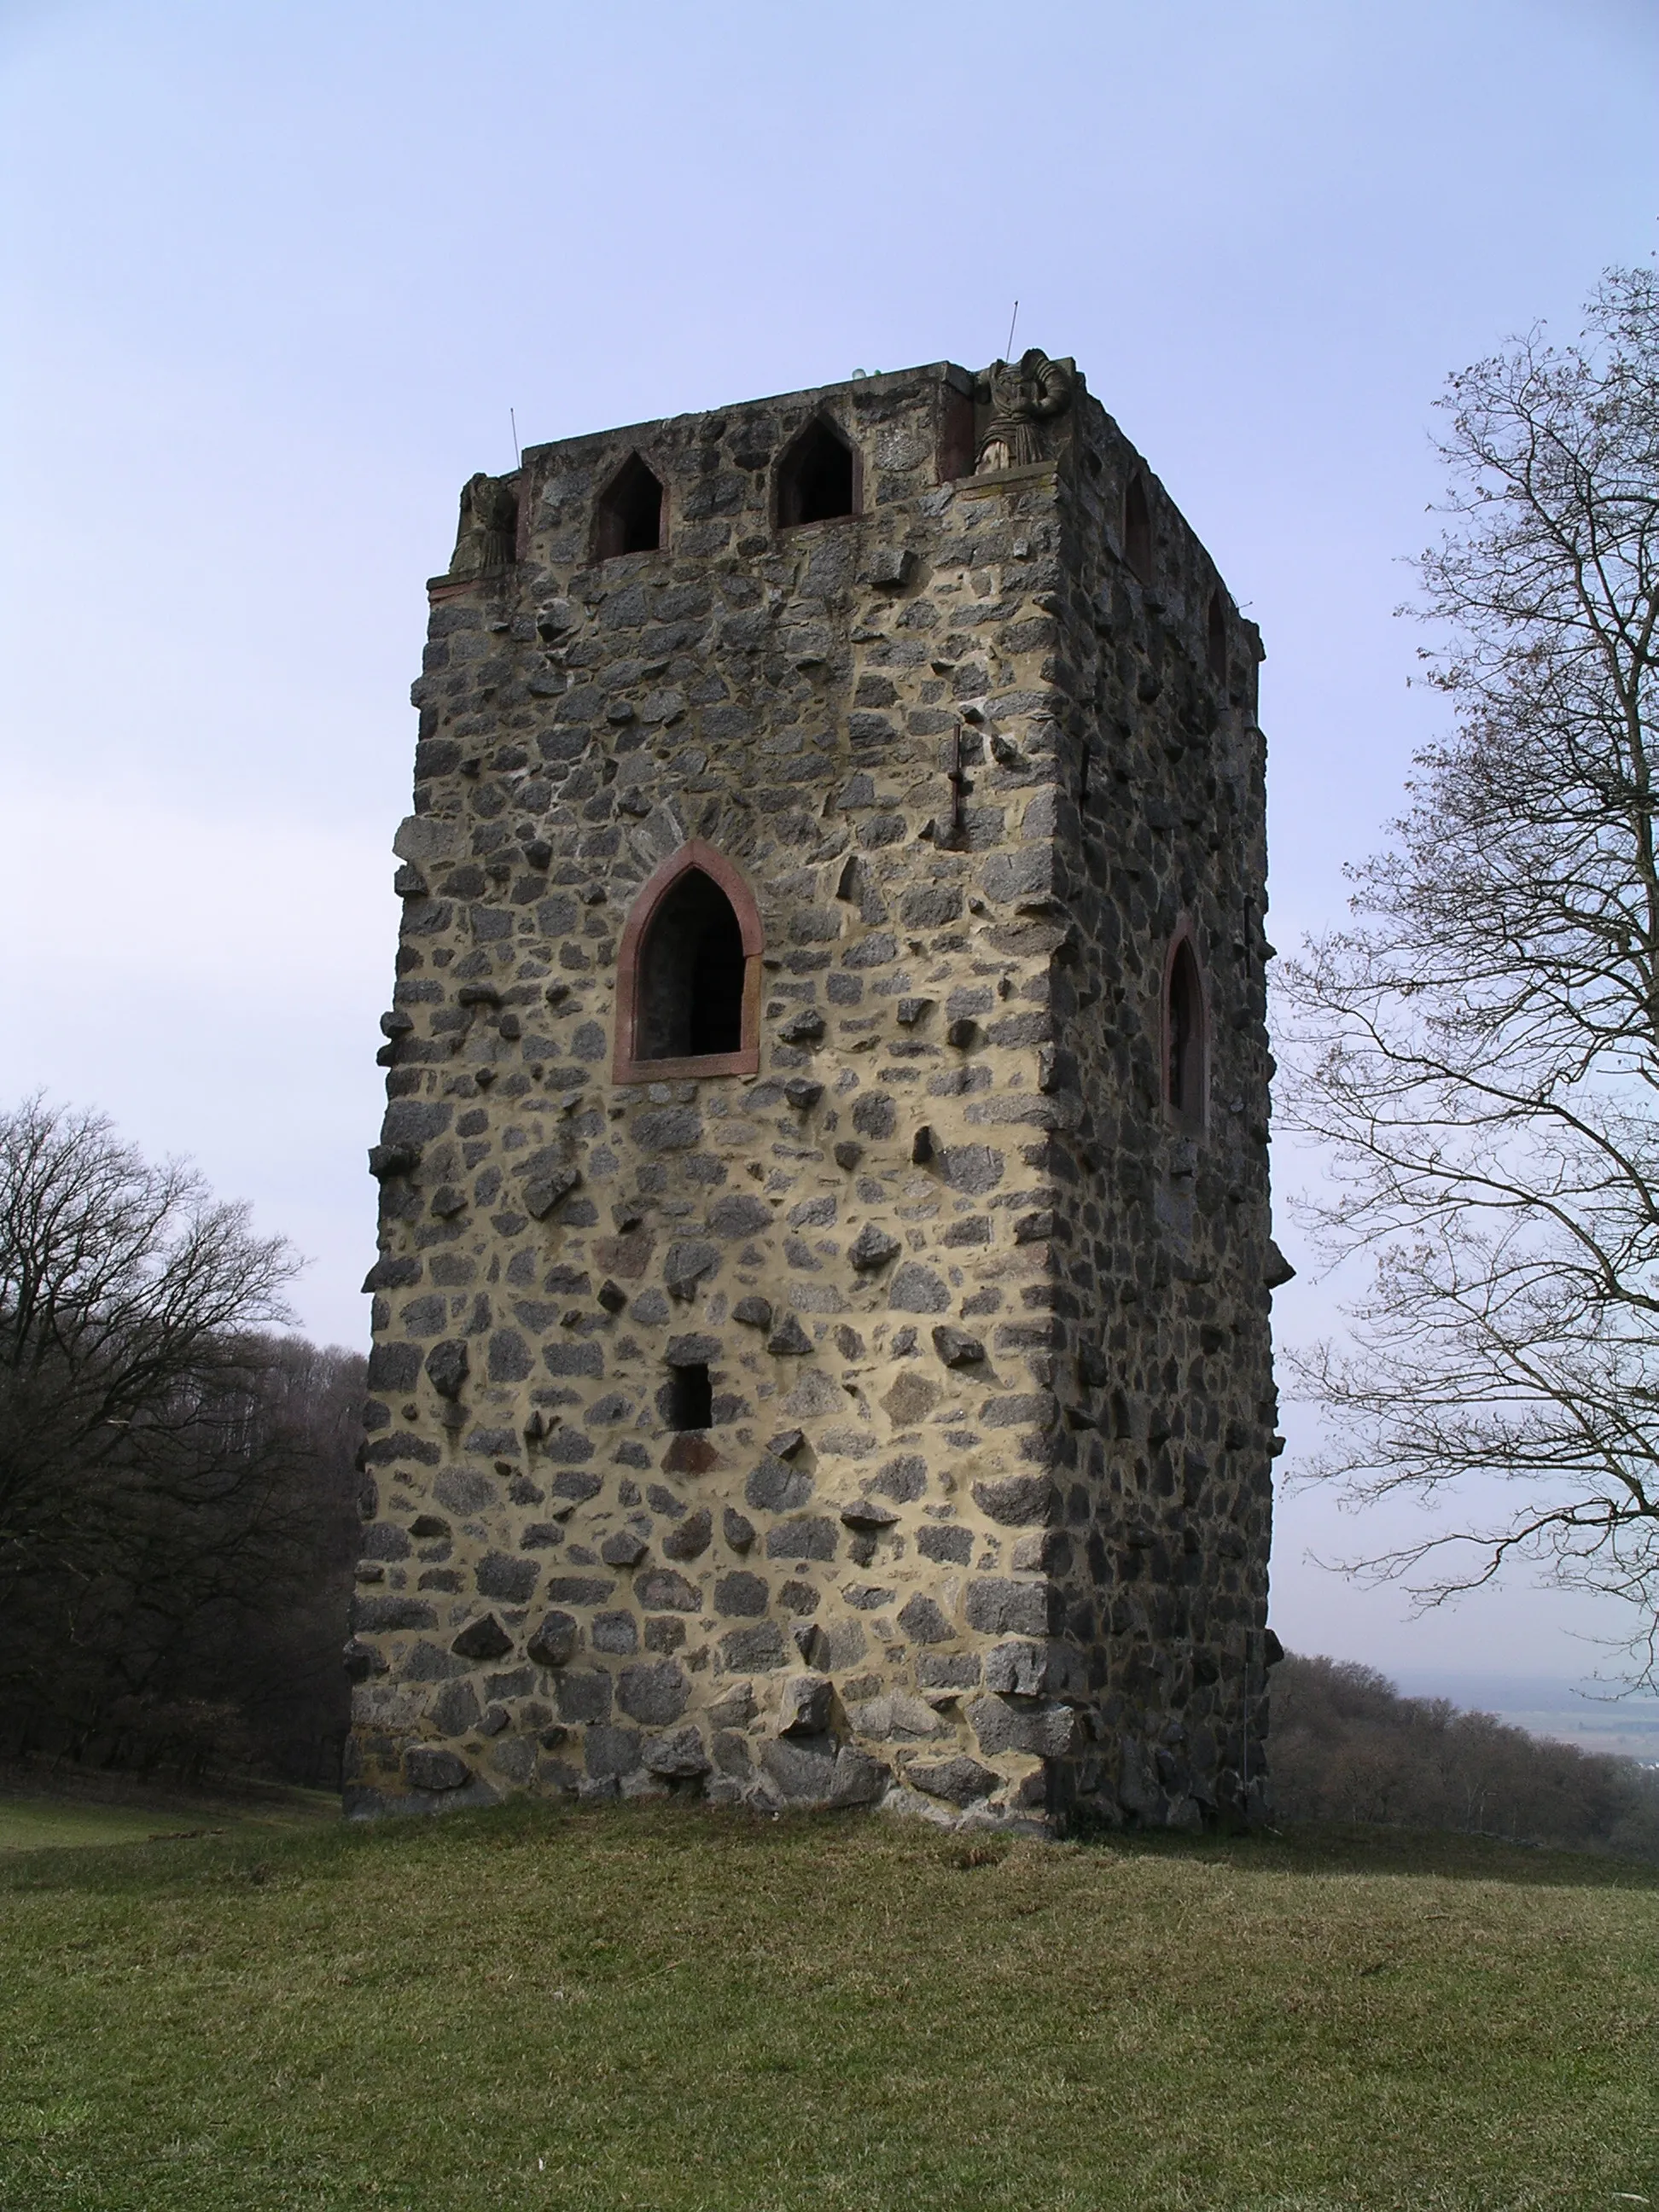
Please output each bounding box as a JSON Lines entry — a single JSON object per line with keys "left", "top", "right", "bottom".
{"left": 0, "top": 1784, "right": 338, "bottom": 1854}
{"left": 1, "top": 1799, "right": 1656, "bottom": 2212}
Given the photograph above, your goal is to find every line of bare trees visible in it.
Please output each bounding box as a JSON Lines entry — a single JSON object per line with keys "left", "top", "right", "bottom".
{"left": 0, "top": 1097, "right": 364, "bottom": 1787}
{"left": 1271, "top": 1653, "right": 1659, "bottom": 1860}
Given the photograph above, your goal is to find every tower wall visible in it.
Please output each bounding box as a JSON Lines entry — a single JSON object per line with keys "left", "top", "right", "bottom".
{"left": 347, "top": 357, "right": 1278, "bottom": 1831}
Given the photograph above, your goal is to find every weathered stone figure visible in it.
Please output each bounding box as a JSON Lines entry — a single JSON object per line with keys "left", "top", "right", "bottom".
{"left": 975, "top": 348, "right": 1076, "bottom": 474}
{"left": 348, "top": 354, "right": 1284, "bottom": 1833}
{"left": 447, "top": 470, "right": 519, "bottom": 580}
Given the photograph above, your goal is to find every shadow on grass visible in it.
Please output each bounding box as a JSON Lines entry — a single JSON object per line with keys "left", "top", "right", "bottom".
{"left": 2, "top": 1787, "right": 1656, "bottom": 1901}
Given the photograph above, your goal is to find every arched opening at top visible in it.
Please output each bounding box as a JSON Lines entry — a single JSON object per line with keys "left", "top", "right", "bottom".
{"left": 638, "top": 871, "right": 743, "bottom": 1058}
{"left": 614, "top": 840, "right": 764, "bottom": 1082}
{"left": 777, "top": 418, "right": 858, "bottom": 527}
{"left": 1124, "top": 473, "right": 1152, "bottom": 582}
{"left": 595, "top": 453, "right": 664, "bottom": 560}
{"left": 1166, "top": 935, "right": 1207, "bottom": 1132}
{"left": 1207, "top": 590, "right": 1228, "bottom": 684}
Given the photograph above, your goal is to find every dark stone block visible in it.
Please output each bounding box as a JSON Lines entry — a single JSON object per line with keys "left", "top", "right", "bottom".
{"left": 451, "top": 1612, "right": 515, "bottom": 1661}
{"left": 617, "top": 1659, "right": 690, "bottom": 1725}
{"left": 708, "top": 1195, "right": 771, "bottom": 1238}
{"left": 487, "top": 1330, "right": 533, "bottom": 1382}
{"left": 556, "top": 1671, "right": 613, "bottom": 1723}
{"left": 714, "top": 1570, "right": 769, "bottom": 1617}
{"left": 905, "top": 1754, "right": 998, "bottom": 1807}
{"left": 428, "top": 1680, "right": 481, "bottom": 1737}
{"left": 662, "top": 1508, "right": 712, "bottom": 1561}
{"left": 351, "top": 1594, "right": 437, "bottom": 1633}
{"left": 848, "top": 1223, "right": 901, "bottom": 1272}
{"left": 765, "top": 1516, "right": 837, "bottom": 1562}
{"left": 527, "top": 1611, "right": 579, "bottom": 1668}
{"left": 667, "top": 1332, "right": 722, "bottom": 1366}
{"left": 897, "top": 1593, "right": 952, "bottom": 1644}
{"left": 477, "top": 1551, "right": 540, "bottom": 1601}
{"left": 544, "top": 1575, "right": 617, "bottom": 1605}
{"left": 383, "top": 1100, "right": 453, "bottom": 1144}
{"left": 765, "top": 1313, "right": 813, "bottom": 1357}
{"left": 722, "top": 1507, "right": 757, "bottom": 1551}
{"left": 972, "top": 1476, "right": 1058, "bottom": 1527}
{"left": 424, "top": 1339, "right": 469, "bottom": 1399}
{"left": 643, "top": 1726, "right": 708, "bottom": 1778}
{"left": 899, "top": 884, "right": 963, "bottom": 928}
{"left": 584, "top": 1725, "right": 643, "bottom": 1779}
{"left": 851, "top": 1091, "right": 896, "bottom": 1140}
{"left": 665, "top": 1240, "right": 720, "bottom": 1297}
{"left": 634, "top": 1567, "right": 700, "bottom": 1612}
{"left": 361, "top": 1521, "right": 411, "bottom": 1562}
{"left": 964, "top": 1577, "right": 1059, "bottom": 1638}
{"left": 405, "top": 1747, "right": 470, "bottom": 1791}
{"left": 938, "top": 1144, "right": 1004, "bottom": 1195}
{"left": 635, "top": 1108, "right": 703, "bottom": 1152}
{"left": 870, "top": 1453, "right": 927, "bottom": 1502}
{"left": 746, "top": 1455, "right": 813, "bottom": 1513}
{"left": 889, "top": 1263, "right": 949, "bottom": 1313}
{"left": 544, "top": 1341, "right": 604, "bottom": 1377}
{"left": 917, "top": 1523, "right": 974, "bottom": 1565}
{"left": 718, "top": 1622, "right": 786, "bottom": 1670}
{"left": 550, "top": 1470, "right": 602, "bottom": 1504}
{"left": 367, "top": 1342, "right": 422, "bottom": 1392}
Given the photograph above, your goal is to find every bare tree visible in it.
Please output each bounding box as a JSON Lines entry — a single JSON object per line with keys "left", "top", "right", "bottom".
{"left": 1280, "top": 267, "right": 1659, "bottom": 1677}
{"left": 0, "top": 1095, "right": 300, "bottom": 1596}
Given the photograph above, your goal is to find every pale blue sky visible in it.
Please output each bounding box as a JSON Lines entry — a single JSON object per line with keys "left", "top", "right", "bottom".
{"left": 3, "top": 0, "right": 1656, "bottom": 1690}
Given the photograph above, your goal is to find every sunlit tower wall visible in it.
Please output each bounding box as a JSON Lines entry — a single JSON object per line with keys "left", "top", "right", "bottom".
{"left": 347, "top": 351, "right": 1282, "bottom": 1832}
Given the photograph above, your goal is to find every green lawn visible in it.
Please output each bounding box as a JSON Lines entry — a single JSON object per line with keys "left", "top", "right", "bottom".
{"left": 0, "top": 1786, "right": 336, "bottom": 1854}
{"left": 1, "top": 1801, "right": 1655, "bottom": 2211}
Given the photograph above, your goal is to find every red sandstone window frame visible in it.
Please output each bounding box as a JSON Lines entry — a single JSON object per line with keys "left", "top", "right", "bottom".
{"left": 612, "top": 840, "right": 765, "bottom": 1084}
{"left": 773, "top": 414, "right": 864, "bottom": 531}
{"left": 1162, "top": 923, "right": 1210, "bottom": 1134}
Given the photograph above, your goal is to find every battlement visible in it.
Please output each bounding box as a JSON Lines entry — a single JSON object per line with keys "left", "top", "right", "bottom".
{"left": 352, "top": 349, "right": 1278, "bottom": 1834}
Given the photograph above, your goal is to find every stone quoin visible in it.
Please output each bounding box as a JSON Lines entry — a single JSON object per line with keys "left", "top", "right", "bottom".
{"left": 346, "top": 352, "right": 1286, "bottom": 1833}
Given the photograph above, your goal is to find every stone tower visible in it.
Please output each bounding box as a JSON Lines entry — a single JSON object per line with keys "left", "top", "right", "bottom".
{"left": 347, "top": 352, "right": 1282, "bottom": 1833}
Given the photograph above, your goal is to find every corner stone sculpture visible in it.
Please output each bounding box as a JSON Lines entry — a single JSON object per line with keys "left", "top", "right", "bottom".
{"left": 348, "top": 352, "right": 1284, "bottom": 1835}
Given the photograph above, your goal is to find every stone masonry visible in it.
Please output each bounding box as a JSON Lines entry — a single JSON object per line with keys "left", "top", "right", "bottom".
{"left": 346, "top": 352, "right": 1284, "bottom": 1833}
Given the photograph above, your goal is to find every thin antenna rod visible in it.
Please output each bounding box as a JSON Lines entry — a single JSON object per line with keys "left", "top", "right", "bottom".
{"left": 509, "top": 407, "right": 521, "bottom": 467}
{"left": 1004, "top": 299, "right": 1019, "bottom": 361}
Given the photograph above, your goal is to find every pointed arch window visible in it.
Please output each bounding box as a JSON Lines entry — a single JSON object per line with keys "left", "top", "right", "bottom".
{"left": 1124, "top": 473, "right": 1153, "bottom": 581}
{"left": 595, "top": 452, "right": 665, "bottom": 560}
{"left": 614, "top": 841, "right": 763, "bottom": 1082}
{"left": 776, "top": 417, "right": 859, "bottom": 527}
{"left": 1165, "top": 932, "right": 1208, "bottom": 1132}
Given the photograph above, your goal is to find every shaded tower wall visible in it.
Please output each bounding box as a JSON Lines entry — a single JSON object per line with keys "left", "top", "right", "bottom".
{"left": 347, "top": 355, "right": 1279, "bottom": 1832}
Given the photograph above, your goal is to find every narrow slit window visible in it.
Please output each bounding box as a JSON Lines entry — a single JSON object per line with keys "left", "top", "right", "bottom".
{"left": 595, "top": 453, "right": 664, "bottom": 559}
{"left": 637, "top": 870, "right": 744, "bottom": 1059}
{"left": 777, "top": 419, "right": 857, "bottom": 526}
{"left": 667, "top": 1363, "right": 713, "bottom": 1432}
{"left": 1167, "top": 939, "right": 1206, "bottom": 1130}
{"left": 1125, "top": 474, "right": 1152, "bottom": 581}
{"left": 1207, "top": 590, "right": 1227, "bottom": 683}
